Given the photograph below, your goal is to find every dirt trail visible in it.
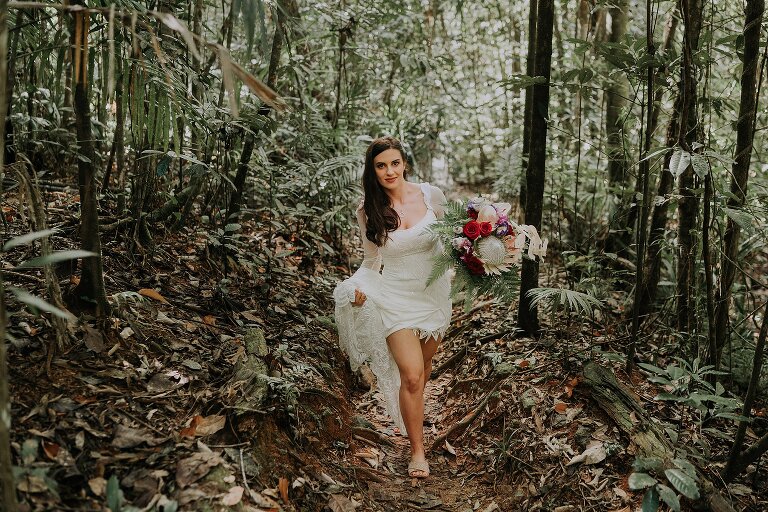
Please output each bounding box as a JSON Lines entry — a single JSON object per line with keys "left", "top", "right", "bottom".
{"left": 348, "top": 369, "right": 502, "bottom": 512}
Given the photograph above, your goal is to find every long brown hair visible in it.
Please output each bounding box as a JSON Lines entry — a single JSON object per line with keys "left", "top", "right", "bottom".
{"left": 362, "top": 136, "right": 410, "bottom": 247}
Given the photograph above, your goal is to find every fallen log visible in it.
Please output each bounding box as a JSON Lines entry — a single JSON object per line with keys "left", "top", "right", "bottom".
{"left": 583, "top": 362, "right": 736, "bottom": 512}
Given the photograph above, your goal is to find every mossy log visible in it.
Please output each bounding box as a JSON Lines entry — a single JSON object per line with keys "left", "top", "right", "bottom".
{"left": 225, "top": 328, "right": 269, "bottom": 414}
{"left": 583, "top": 362, "right": 736, "bottom": 512}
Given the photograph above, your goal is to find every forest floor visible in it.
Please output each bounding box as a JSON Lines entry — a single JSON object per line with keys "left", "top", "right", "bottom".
{"left": 4, "top": 187, "right": 768, "bottom": 511}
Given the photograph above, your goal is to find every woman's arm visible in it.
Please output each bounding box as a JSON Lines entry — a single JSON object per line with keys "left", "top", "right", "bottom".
{"left": 429, "top": 185, "right": 448, "bottom": 220}
{"left": 355, "top": 200, "right": 382, "bottom": 272}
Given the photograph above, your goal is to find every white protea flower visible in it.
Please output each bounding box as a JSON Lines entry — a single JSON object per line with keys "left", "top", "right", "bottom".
{"left": 475, "top": 237, "right": 516, "bottom": 275}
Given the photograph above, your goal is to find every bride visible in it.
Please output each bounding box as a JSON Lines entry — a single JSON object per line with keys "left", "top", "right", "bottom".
{"left": 334, "top": 136, "right": 451, "bottom": 479}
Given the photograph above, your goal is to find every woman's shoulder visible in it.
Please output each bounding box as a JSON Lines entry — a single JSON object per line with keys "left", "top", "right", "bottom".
{"left": 420, "top": 182, "right": 446, "bottom": 202}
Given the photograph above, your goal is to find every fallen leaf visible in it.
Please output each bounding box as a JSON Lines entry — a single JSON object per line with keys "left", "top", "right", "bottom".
{"left": 221, "top": 485, "right": 244, "bottom": 506}
{"left": 444, "top": 439, "right": 456, "bottom": 455}
{"left": 279, "top": 476, "right": 290, "bottom": 504}
{"left": 41, "top": 439, "right": 60, "bottom": 460}
{"left": 196, "top": 415, "right": 226, "bottom": 436}
{"left": 89, "top": 477, "right": 107, "bottom": 496}
{"left": 328, "top": 494, "right": 359, "bottom": 512}
{"left": 202, "top": 315, "right": 217, "bottom": 326}
{"left": 176, "top": 451, "right": 226, "bottom": 488}
{"left": 554, "top": 402, "right": 568, "bottom": 414}
{"left": 566, "top": 442, "right": 606, "bottom": 466}
{"left": 119, "top": 327, "right": 134, "bottom": 339}
{"left": 112, "top": 424, "right": 161, "bottom": 448}
{"left": 83, "top": 325, "right": 106, "bottom": 353}
{"left": 138, "top": 288, "right": 169, "bottom": 303}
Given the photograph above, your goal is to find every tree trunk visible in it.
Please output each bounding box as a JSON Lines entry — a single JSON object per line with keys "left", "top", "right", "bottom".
{"left": 519, "top": 0, "right": 537, "bottom": 216}
{"left": 624, "top": 9, "right": 679, "bottom": 272}
{"left": 0, "top": 2, "right": 18, "bottom": 508}
{"left": 517, "top": 0, "right": 554, "bottom": 336}
{"left": 676, "top": 0, "right": 704, "bottom": 335}
{"left": 640, "top": 93, "right": 682, "bottom": 315}
{"left": 71, "top": 6, "right": 109, "bottom": 316}
{"left": 227, "top": 1, "right": 285, "bottom": 221}
{"left": 723, "top": 301, "right": 768, "bottom": 481}
{"left": 712, "top": 0, "right": 765, "bottom": 368}
{"left": 604, "top": 0, "right": 630, "bottom": 255}
{"left": 627, "top": 0, "right": 655, "bottom": 372}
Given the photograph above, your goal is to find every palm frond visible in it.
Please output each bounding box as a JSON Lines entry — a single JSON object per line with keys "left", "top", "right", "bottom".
{"left": 526, "top": 287, "right": 602, "bottom": 316}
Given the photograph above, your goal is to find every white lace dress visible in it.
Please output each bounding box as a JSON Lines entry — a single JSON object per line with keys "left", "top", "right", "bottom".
{"left": 333, "top": 182, "right": 451, "bottom": 433}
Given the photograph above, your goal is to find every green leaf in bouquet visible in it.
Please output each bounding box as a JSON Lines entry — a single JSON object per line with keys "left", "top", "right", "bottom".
{"left": 426, "top": 253, "right": 454, "bottom": 288}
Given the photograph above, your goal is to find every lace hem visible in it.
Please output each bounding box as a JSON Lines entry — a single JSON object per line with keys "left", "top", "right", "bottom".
{"left": 413, "top": 325, "right": 449, "bottom": 342}
{"left": 333, "top": 269, "right": 407, "bottom": 433}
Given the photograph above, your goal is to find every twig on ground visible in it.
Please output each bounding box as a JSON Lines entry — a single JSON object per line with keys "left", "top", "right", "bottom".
{"left": 430, "top": 378, "right": 503, "bottom": 451}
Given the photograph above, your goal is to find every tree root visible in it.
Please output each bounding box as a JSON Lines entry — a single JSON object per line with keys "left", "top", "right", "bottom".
{"left": 430, "top": 378, "right": 503, "bottom": 452}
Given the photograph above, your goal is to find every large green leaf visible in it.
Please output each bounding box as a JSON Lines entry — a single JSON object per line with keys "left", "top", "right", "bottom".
{"left": 664, "top": 468, "right": 700, "bottom": 500}
{"left": 642, "top": 486, "right": 660, "bottom": 512}
{"left": 9, "top": 288, "right": 75, "bottom": 321}
{"left": 632, "top": 457, "right": 664, "bottom": 473}
{"left": 18, "top": 250, "right": 97, "bottom": 268}
{"left": 629, "top": 472, "right": 657, "bottom": 490}
{"left": 657, "top": 483, "right": 681, "bottom": 512}
{"left": 2, "top": 229, "right": 59, "bottom": 251}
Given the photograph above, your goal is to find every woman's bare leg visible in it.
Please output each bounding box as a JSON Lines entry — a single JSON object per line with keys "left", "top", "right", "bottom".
{"left": 387, "top": 329, "right": 429, "bottom": 476}
{"left": 421, "top": 335, "right": 441, "bottom": 391}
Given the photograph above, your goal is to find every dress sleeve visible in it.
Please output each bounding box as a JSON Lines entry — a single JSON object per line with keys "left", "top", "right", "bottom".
{"left": 355, "top": 200, "right": 382, "bottom": 272}
{"left": 429, "top": 185, "right": 448, "bottom": 220}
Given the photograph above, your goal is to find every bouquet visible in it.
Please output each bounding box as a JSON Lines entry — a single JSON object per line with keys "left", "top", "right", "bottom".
{"left": 427, "top": 196, "right": 547, "bottom": 310}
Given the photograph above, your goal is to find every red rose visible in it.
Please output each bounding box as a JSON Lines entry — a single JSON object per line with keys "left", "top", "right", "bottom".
{"left": 462, "top": 254, "right": 485, "bottom": 276}
{"left": 467, "top": 209, "right": 478, "bottom": 220}
{"left": 463, "top": 220, "right": 481, "bottom": 240}
{"left": 479, "top": 222, "right": 493, "bottom": 237}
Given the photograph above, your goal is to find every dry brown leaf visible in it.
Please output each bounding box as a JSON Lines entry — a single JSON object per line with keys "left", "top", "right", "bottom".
{"left": 328, "top": 494, "right": 358, "bottom": 512}
{"left": 83, "top": 325, "right": 106, "bottom": 353}
{"left": 554, "top": 402, "right": 568, "bottom": 414}
{"left": 279, "top": 476, "right": 290, "bottom": 504}
{"left": 176, "top": 452, "right": 226, "bottom": 488}
{"left": 196, "top": 415, "right": 226, "bottom": 436}
{"left": 202, "top": 315, "right": 217, "bottom": 326}
{"left": 138, "top": 288, "right": 169, "bottom": 303}
{"left": 41, "top": 439, "right": 59, "bottom": 460}
{"left": 221, "top": 485, "right": 244, "bottom": 506}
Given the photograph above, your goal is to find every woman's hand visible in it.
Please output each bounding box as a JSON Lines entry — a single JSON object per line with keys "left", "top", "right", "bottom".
{"left": 351, "top": 288, "right": 367, "bottom": 307}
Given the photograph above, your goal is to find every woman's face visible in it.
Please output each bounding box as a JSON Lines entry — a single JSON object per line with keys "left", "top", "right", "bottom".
{"left": 373, "top": 148, "right": 406, "bottom": 190}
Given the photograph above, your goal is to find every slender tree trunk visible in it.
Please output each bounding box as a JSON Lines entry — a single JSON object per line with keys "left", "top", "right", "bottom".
{"left": 676, "top": 0, "right": 704, "bottom": 335}
{"left": 640, "top": 94, "right": 682, "bottom": 314}
{"left": 190, "top": 0, "right": 204, "bottom": 157}
{"left": 723, "top": 301, "right": 768, "bottom": 481}
{"left": 71, "top": 6, "right": 109, "bottom": 316}
{"left": 0, "top": 1, "right": 19, "bottom": 508}
{"left": 518, "top": 0, "right": 554, "bottom": 336}
{"left": 712, "top": 0, "right": 765, "bottom": 367}
{"left": 519, "top": 0, "right": 537, "bottom": 216}
{"left": 604, "top": 0, "right": 630, "bottom": 254}
{"left": 227, "top": 1, "right": 285, "bottom": 221}
{"left": 624, "top": 9, "right": 679, "bottom": 265}
{"left": 627, "top": 0, "right": 655, "bottom": 372}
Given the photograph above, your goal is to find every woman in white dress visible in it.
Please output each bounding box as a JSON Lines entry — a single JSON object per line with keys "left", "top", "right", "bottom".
{"left": 333, "top": 136, "right": 451, "bottom": 479}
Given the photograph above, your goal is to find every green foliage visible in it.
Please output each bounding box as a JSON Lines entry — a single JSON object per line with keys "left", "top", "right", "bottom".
{"left": 629, "top": 455, "right": 700, "bottom": 512}
{"left": 638, "top": 357, "right": 743, "bottom": 425}
{"left": 526, "top": 287, "right": 602, "bottom": 317}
